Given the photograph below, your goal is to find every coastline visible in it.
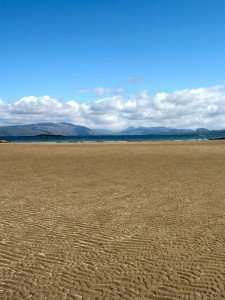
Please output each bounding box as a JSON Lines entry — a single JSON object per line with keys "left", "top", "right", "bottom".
{"left": 1, "top": 139, "right": 225, "bottom": 145}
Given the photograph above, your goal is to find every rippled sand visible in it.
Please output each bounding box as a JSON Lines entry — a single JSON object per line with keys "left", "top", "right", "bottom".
{"left": 1, "top": 141, "right": 225, "bottom": 299}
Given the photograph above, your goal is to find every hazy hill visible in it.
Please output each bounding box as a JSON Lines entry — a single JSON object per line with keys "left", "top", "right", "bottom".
{"left": 118, "top": 126, "right": 217, "bottom": 135}
{"left": 119, "top": 126, "right": 196, "bottom": 135}
{"left": 0, "top": 122, "right": 96, "bottom": 136}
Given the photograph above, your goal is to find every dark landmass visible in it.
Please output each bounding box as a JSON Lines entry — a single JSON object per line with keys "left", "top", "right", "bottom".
{"left": 36, "top": 134, "right": 63, "bottom": 137}
{"left": 209, "top": 137, "right": 225, "bottom": 140}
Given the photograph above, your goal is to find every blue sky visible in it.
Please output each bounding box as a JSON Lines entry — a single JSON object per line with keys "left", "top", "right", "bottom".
{"left": 1, "top": 0, "right": 225, "bottom": 129}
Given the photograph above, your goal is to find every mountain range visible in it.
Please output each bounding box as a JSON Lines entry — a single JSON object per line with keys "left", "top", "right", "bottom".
{"left": 0, "top": 122, "right": 95, "bottom": 137}
{"left": 119, "top": 126, "right": 211, "bottom": 135}
{"left": 0, "top": 122, "right": 224, "bottom": 137}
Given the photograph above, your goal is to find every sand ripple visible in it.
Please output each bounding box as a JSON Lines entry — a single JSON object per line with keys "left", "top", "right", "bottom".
{"left": 1, "top": 142, "right": 225, "bottom": 299}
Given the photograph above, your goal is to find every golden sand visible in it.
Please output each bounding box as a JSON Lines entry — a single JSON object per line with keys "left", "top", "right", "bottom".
{"left": 1, "top": 141, "right": 225, "bottom": 299}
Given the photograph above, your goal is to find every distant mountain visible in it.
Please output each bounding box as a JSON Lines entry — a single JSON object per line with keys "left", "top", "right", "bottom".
{"left": 119, "top": 126, "right": 210, "bottom": 135}
{"left": 196, "top": 128, "right": 209, "bottom": 132}
{"left": 0, "top": 122, "right": 96, "bottom": 137}
{"left": 0, "top": 122, "right": 223, "bottom": 137}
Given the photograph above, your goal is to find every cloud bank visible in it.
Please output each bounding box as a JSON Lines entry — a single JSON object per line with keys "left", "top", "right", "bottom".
{"left": 1, "top": 85, "right": 225, "bottom": 130}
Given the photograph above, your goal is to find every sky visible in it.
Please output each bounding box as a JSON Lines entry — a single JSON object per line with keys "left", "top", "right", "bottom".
{"left": 1, "top": 0, "right": 225, "bottom": 130}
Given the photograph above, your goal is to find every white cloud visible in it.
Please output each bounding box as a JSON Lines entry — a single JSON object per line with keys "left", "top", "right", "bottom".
{"left": 94, "top": 87, "right": 111, "bottom": 97}
{"left": 1, "top": 84, "right": 225, "bottom": 130}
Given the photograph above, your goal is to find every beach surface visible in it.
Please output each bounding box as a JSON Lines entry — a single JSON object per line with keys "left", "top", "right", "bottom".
{"left": 1, "top": 141, "right": 225, "bottom": 299}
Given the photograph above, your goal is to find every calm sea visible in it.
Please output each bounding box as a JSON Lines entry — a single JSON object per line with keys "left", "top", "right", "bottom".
{"left": 1, "top": 133, "right": 225, "bottom": 143}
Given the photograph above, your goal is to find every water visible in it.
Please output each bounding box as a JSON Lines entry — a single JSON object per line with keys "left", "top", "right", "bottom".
{"left": 1, "top": 133, "right": 225, "bottom": 143}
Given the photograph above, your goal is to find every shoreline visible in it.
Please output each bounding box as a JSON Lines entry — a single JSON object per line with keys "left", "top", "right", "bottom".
{"left": 1, "top": 138, "right": 225, "bottom": 145}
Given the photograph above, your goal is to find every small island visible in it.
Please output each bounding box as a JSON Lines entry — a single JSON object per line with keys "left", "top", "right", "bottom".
{"left": 36, "top": 134, "right": 63, "bottom": 137}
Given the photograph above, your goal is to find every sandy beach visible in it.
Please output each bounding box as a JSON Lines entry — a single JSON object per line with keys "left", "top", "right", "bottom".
{"left": 1, "top": 141, "right": 225, "bottom": 299}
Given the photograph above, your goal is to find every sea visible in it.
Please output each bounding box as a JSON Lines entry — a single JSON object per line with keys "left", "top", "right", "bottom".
{"left": 1, "top": 133, "right": 225, "bottom": 143}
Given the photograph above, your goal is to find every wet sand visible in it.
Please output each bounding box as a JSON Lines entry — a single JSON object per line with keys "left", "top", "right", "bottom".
{"left": 1, "top": 141, "right": 225, "bottom": 299}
